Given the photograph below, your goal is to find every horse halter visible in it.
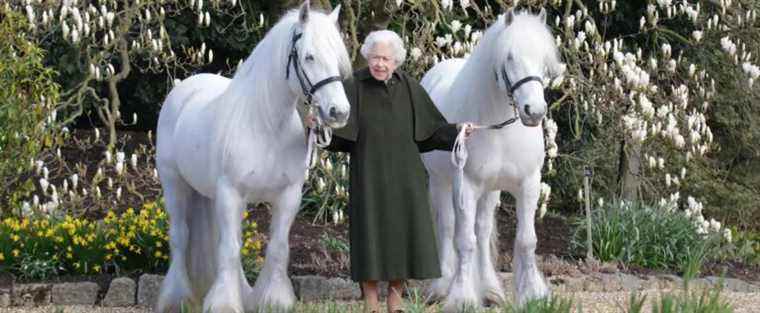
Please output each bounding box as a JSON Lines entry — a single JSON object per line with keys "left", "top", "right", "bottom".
{"left": 485, "top": 64, "right": 544, "bottom": 129}
{"left": 286, "top": 31, "right": 342, "bottom": 105}
{"left": 499, "top": 64, "right": 543, "bottom": 95}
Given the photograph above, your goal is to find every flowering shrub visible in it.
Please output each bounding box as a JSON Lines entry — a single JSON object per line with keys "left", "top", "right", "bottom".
{"left": 301, "top": 151, "right": 349, "bottom": 225}
{"left": 0, "top": 8, "right": 63, "bottom": 210}
{"left": 0, "top": 201, "right": 263, "bottom": 280}
{"left": 6, "top": 0, "right": 252, "bottom": 147}
{"left": 15, "top": 130, "right": 162, "bottom": 218}
{"left": 572, "top": 200, "right": 729, "bottom": 271}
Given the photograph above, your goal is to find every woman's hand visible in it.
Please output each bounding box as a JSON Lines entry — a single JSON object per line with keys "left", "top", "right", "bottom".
{"left": 304, "top": 112, "right": 318, "bottom": 129}
{"left": 458, "top": 122, "right": 475, "bottom": 138}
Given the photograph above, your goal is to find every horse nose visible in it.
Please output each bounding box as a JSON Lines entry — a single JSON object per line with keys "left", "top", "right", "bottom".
{"left": 329, "top": 106, "right": 347, "bottom": 121}
{"left": 526, "top": 103, "right": 546, "bottom": 119}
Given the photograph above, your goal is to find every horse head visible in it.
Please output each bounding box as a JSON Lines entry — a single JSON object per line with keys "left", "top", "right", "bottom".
{"left": 495, "top": 8, "right": 564, "bottom": 127}
{"left": 286, "top": 0, "right": 352, "bottom": 128}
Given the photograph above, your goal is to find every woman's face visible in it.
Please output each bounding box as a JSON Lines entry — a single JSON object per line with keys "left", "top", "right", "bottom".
{"left": 367, "top": 42, "right": 398, "bottom": 81}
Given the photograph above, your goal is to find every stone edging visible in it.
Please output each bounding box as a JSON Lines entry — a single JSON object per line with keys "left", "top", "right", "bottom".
{"left": 0, "top": 273, "right": 757, "bottom": 308}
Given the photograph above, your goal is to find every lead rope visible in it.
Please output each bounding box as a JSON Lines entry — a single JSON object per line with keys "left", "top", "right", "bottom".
{"left": 450, "top": 106, "right": 520, "bottom": 212}
{"left": 304, "top": 107, "right": 333, "bottom": 171}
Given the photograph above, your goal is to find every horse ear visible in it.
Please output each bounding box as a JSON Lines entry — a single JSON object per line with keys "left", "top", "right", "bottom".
{"left": 299, "top": 0, "right": 311, "bottom": 24}
{"left": 329, "top": 4, "right": 341, "bottom": 26}
{"left": 504, "top": 9, "right": 515, "bottom": 27}
{"left": 538, "top": 8, "right": 547, "bottom": 24}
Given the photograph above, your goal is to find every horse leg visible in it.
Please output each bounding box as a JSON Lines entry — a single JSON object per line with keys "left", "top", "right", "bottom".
{"left": 441, "top": 178, "right": 481, "bottom": 313}
{"left": 156, "top": 170, "right": 198, "bottom": 313}
{"left": 475, "top": 191, "right": 506, "bottom": 305}
{"left": 245, "top": 183, "right": 301, "bottom": 311}
{"left": 203, "top": 179, "right": 245, "bottom": 313}
{"left": 427, "top": 176, "right": 455, "bottom": 302}
{"left": 513, "top": 173, "right": 549, "bottom": 305}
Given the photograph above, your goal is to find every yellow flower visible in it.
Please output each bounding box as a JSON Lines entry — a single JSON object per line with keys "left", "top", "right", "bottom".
{"left": 12, "top": 249, "right": 20, "bottom": 257}
{"left": 93, "top": 265, "right": 101, "bottom": 273}
{"left": 155, "top": 242, "right": 162, "bottom": 248}
{"left": 154, "top": 251, "right": 162, "bottom": 258}
{"left": 0, "top": 253, "right": 4, "bottom": 261}
{"left": 11, "top": 234, "right": 20, "bottom": 242}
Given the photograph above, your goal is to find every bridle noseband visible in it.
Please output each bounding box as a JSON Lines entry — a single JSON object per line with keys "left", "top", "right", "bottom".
{"left": 485, "top": 64, "right": 544, "bottom": 129}
{"left": 500, "top": 64, "right": 543, "bottom": 95}
{"left": 286, "top": 31, "right": 342, "bottom": 105}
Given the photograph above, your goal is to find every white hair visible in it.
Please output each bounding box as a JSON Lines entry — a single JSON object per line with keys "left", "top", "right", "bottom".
{"left": 360, "top": 30, "right": 407, "bottom": 66}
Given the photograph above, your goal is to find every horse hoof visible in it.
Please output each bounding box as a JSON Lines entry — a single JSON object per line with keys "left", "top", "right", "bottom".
{"left": 205, "top": 305, "right": 243, "bottom": 313}
{"left": 483, "top": 289, "right": 507, "bottom": 307}
{"left": 441, "top": 291, "right": 480, "bottom": 313}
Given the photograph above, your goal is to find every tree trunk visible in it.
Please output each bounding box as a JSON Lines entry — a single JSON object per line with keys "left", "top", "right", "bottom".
{"left": 618, "top": 139, "right": 641, "bottom": 201}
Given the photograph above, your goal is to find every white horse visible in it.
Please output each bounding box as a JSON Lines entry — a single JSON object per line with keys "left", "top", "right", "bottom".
{"left": 154, "top": 2, "right": 351, "bottom": 312}
{"left": 421, "top": 9, "right": 564, "bottom": 311}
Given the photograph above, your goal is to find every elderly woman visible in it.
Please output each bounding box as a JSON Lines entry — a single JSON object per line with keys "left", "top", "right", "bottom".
{"left": 311, "top": 30, "right": 472, "bottom": 312}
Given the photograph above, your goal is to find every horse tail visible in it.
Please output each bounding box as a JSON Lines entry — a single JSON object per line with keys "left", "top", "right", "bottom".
{"left": 185, "top": 194, "right": 218, "bottom": 300}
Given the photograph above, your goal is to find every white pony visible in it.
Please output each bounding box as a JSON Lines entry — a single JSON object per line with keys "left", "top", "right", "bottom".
{"left": 154, "top": 2, "right": 351, "bottom": 312}
{"left": 421, "top": 9, "right": 563, "bottom": 311}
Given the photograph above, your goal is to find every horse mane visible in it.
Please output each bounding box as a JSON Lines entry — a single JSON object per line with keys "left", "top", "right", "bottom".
{"left": 453, "top": 10, "right": 561, "bottom": 121}
{"left": 210, "top": 8, "right": 352, "bottom": 170}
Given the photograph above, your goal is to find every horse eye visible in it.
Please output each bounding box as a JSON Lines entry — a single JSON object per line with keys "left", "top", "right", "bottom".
{"left": 305, "top": 54, "right": 315, "bottom": 62}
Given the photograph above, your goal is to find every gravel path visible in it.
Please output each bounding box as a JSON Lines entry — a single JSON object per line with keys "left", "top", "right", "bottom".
{"left": 2, "top": 290, "right": 758, "bottom": 313}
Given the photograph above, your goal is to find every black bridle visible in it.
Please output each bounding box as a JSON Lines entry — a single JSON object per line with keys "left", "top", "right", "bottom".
{"left": 486, "top": 64, "right": 543, "bottom": 129}
{"left": 286, "top": 32, "right": 342, "bottom": 105}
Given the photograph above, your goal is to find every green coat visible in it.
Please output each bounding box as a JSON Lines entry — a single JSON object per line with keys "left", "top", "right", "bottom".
{"left": 327, "top": 68, "right": 458, "bottom": 282}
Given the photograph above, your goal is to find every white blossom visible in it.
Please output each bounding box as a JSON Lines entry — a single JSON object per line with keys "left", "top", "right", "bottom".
{"left": 723, "top": 228, "right": 732, "bottom": 243}
{"left": 441, "top": 0, "right": 452, "bottom": 11}
{"left": 317, "top": 178, "right": 325, "bottom": 192}
{"left": 692, "top": 30, "right": 703, "bottom": 43}
{"left": 450, "top": 20, "right": 462, "bottom": 33}
{"left": 39, "top": 178, "right": 49, "bottom": 194}
{"left": 410, "top": 47, "right": 422, "bottom": 61}
{"left": 71, "top": 174, "right": 79, "bottom": 189}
